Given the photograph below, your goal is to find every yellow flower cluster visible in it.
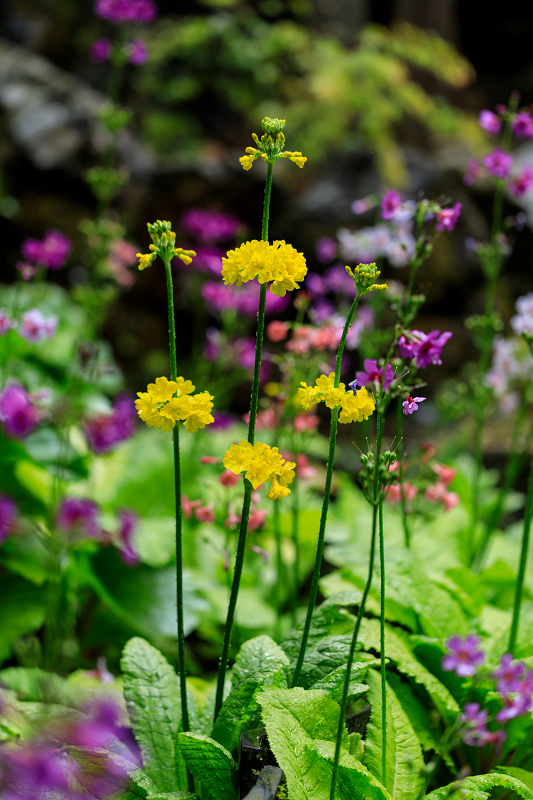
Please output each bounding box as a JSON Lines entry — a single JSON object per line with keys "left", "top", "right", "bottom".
{"left": 135, "top": 376, "right": 214, "bottom": 433}
{"left": 298, "top": 373, "right": 375, "bottom": 423}
{"left": 223, "top": 440, "right": 296, "bottom": 499}
{"left": 137, "top": 245, "right": 196, "bottom": 271}
{"left": 280, "top": 150, "right": 307, "bottom": 168}
{"left": 222, "top": 240, "right": 307, "bottom": 298}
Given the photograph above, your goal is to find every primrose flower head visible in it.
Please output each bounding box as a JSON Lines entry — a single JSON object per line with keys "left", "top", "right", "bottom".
{"left": 442, "top": 634, "right": 485, "bottom": 678}
{"left": 222, "top": 240, "right": 307, "bottom": 298}
{"left": 136, "top": 376, "right": 214, "bottom": 433}
{"left": 479, "top": 109, "right": 501, "bottom": 135}
{"left": 298, "top": 372, "right": 375, "bottom": 423}
{"left": 223, "top": 439, "right": 296, "bottom": 499}
{"left": 345, "top": 263, "right": 387, "bottom": 296}
{"left": 138, "top": 220, "right": 196, "bottom": 270}
{"left": 239, "top": 117, "right": 306, "bottom": 171}
{"left": 356, "top": 359, "right": 396, "bottom": 393}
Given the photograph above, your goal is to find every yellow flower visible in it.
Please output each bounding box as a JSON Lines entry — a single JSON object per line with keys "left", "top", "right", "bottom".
{"left": 281, "top": 151, "right": 307, "bottom": 168}
{"left": 174, "top": 247, "right": 196, "bottom": 266}
{"left": 338, "top": 387, "right": 376, "bottom": 423}
{"left": 222, "top": 440, "right": 295, "bottom": 496}
{"left": 221, "top": 240, "right": 307, "bottom": 298}
{"left": 147, "top": 376, "right": 178, "bottom": 403}
{"left": 267, "top": 475, "right": 291, "bottom": 500}
{"left": 182, "top": 392, "right": 215, "bottom": 433}
{"left": 298, "top": 383, "right": 319, "bottom": 410}
{"left": 239, "top": 154, "right": 256, "bottom": 171}
{"left": 323, "top": 386, "right": 345, "bottom": 409}
{"left": 135, "top": 392, "right": 153, "bottom": 421}
{"left": 137, "top": 252, "right": 154, "bottom": 270}
{"left": 136, "top": 376, "right": 214, "bottom": 433}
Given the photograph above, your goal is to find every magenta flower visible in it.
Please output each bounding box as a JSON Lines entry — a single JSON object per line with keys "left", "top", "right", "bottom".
{"left": 464, "top": 158, "right": 483, "bottom": 187}
{"left": 0, "top": 309, "right": 16, "bottom": 335}
{"left": 512, "top": 111, "right": 533, "bottom": 139}
{"left": 402, "top": 395, "right": 426, "bottom": 415}
{"left": 442, "top": 634, "right": 485, "bottom": 677}
{"left": 483, "top": 148, "right": 513, "bottom": 179}
{"left": 18, "top": 309, "right": 58, "bottom": 343}
{"left": 0, "top": 384, "right": 40, "bottom": 439}
{"left": 128, "top": 37, "right": 148, "bottom": 64}
{"left": 84, "top": 394, "right": 136, "bottom": 455}
{"left": 189, "top": 245, "right": 224, "bottom": 275}
{"left": 398, "top": 329, "right": 452, "bottom": 368}
{"left": 306, "top": 273, "right": 327, "bottom": 295}
{"left": 56, "top": 497, "right": 101, "bottom": 539}
{"left": 509, "top": 164, "right": 533, "bottom": 197}
{"left": 201, "top": 281, "right": 289, "bottom": 317}
{"left": 459, "top": 703, "right": 506, "bottom": 748}
{"left": 21, "top": 229, "right": 71, "bottom": 270}
{"left": 323, "top": 264, "right": 357, "bottom": 297}
{"left": 479, "top": 109, "right": 501, "bottom": 135}
{"left": 0, "top": 744, "right": 78, "bottom": 797}
{"left": 116, "top": 509, "right": 140, "bottom": 566}
{"left": 435, "top": 202, "right": 462, "bottom": 232}
{"left": 90, "top": 38, "right": 112, "bottom": 62}
{"left": 380, "top": 189, "right": 403, "bottom": 221}
{"left": 181, "top": 208, "right": 241, "bottom": 243}
{"left": 355, "top": 359, "right": 396, "bottom": 392}
{"left": 496, "top": 693, "right": 533, "bottom": 723}
{"left": 94, "top": 0, "right": 157, "bottom": 24}
{"left": 315, "top": 236, "right": 337, "bottom": 263}
{"left": 0, "top": 495, "right": 18, "bottom": 545}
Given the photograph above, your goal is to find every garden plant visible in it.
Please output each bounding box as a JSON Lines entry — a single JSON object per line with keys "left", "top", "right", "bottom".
{"left": 2, "top": 4, "right": 533, "bottom": 800}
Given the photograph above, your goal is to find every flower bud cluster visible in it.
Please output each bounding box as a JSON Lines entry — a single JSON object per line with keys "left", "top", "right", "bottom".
{"left": 239, "top": 117, "right": 307, "bottom": 171}
{"left": 344, "top": 262, "right": 387, "bottom": 295}
{"left": 137, "top": 221, "right": 196, "bottom": 270}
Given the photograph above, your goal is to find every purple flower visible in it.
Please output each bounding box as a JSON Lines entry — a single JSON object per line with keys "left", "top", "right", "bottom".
{"left": 0, "top": 385, "right": 40, "bottom": 439}
{"left": 323, "top": 264, "right": 357, "bottom": 297}
{"left": 306, "top": 273, "right": 327, "bottom": 296}
{"left": 181, "top": 208, "right": 241, "bottom": 243}
{"left": 18, "top": 309, "right": 58, "bottom": 343}
{"left": 509, "top": 164, "right": 533, "bottom": 197}
{"left": 496, "top": 693, "right": 533, "bottom": 723}
{"left": 94, "top": 0, "right": 157, "bottom": 24}
{"left": 348, "top": 378, "right": 358, "bottom": 395}
{"left": 351, "top": 197, "right": 373, "bottom": 215}
{"left": 309, "top": 298, "right": 335, "bottom": 324}
{"left": 0, "top": 309, "right": 16, "bottom": 335}
{"left": 116, "top": 509, "right": 140, "bottom": 566}
{"left": 464, "top": 158, "right": 483, "bottom": 187}
{"left": 435, "top": 202, "right": 462, "bottom": 232}
{"left": 512, "top": 111, "right": 533, "bottom": 139}
{"left": 479, "top": 109, "right": 501, "bottom": 135}
{"left": 402, "top": 395, "right": 426, "bottom": 415}
{"left": 0, "top": 495, "right": 18, "bottom": 545}
{"left": 90, "top": 38, "right": 112, "bottom": 62}
{"left": 355, "top": 359, "right": 396, "bottom": 392}
{"left": 483, "top": 148, "right": 513, "bottom": 179}
{"left": 201, "top": 281, "right": 289, "bottom": 317}
{"left": 315, "top": 236, "right": 337, "bottom": 263}
{"left": 56, "top": 497, "right": 100, "bottom": 539}
{"left": 380, "top": 189, "right": 403, "bottom": 221}
{"left": 511, "top": 292, "right": 533, "bottom": 336}
{"left": 398, "top": 329, "right": 452, "bottom": 369}
{"left": 84, "top": 394, "right": 136, "bottom": 455}
{"left": 189, "top": 245, "right": 224, "bottom": 275}
{"left": 128, "top": 37, "right": 148, "bottom": 64}
{"left": 493, "top": 653, "right": 526, "bottom": 694}
{"left": 21, "top": 230, "right": 71, "bottom": 270}
{"left": 0, "top": 744, "right": 78, "bottom": 797}
{"left": 460, "top": 702, "right": 489, "bottom": 746}
{"left": 441, "top": 634, "right": 485, "bottom": 677}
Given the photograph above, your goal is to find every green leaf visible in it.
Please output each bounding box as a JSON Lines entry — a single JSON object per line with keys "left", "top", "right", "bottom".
{"left": 210, "top": 676, "right": 265, "bottom": 753}
{"left": 386, "top": 673, "right": 446, "bottom": 760}
{"left": 0, "top": 667, "right": 82, "bottom": 706}
{"left": 0, "top": 575, "right": 45, "bottom": 665}
{"left": 280, "top": 598, "right": 354, "bottom": 663}
{"left": 311, "top": 663, "right": 371, "bottom": 703}
{"left": 312, "top": 739, "right": 393, "bottom": 800}
{"left": 178, "top": 732, "right": 237, "bottom": 800}
{"left": 363, "top": 670, "right": 425, "bottom": 800}
{"left": 121, "top": 637, "right": 186, "bottom": 792}
{"left": 495, "top": 767, "right": 533, "bottom": 792}
{"left": 425, "top": 772, "right": 533, "bottom": 800}
{"left": 257, "top": 686, "right": 350, "bottom": 800}
{"left": 232, "top": 635, "right": 289, "bottom": 687}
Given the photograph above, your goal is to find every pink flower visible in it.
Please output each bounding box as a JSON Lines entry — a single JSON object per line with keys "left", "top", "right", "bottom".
{"left": 442, "top": 634, "right": 485, "bottom": 678}
{"left": 0, "top": 495, "right": 18, "bottom": 545}
{"left": 0, "top": 384, "right": 40, "bottom": 439}
{"left": 182, "top": 495, "right": 202, "bottom": 519}
{"left": 219, "top": 469, "right": 240, "bottom": 487}
{"left": 380, "top": 189, "right": 403, "bottom": 221}
{"left": 435, "top": 202, "right": 462, "bottom": 232}
{"left": 464, "top": 158, "right": 484, "bottom": 187}
{"left": 57, "top": 497, "right": 101, "bottom": 539}
{"left": 512, "top": 111, "right": 533, "bottom": 139}
{"left": 194, "top": 504, "right": 216, "bottom": 523}
{"left": 248, "top": 509, "right": 267, "bottom": 531}
{"left": 106, "top": 239, "right": 138, "bottom": 287}
{"left": 402, "top": 395, "right": 426, "bottom": 415}
{"left": 90, "top": 38, "right": 112, "bottom": 62}
{"left": 431, "top": 463, "right": 456, "bottom": 485}
{"left": 84, "top": 394, "right": 136, "bottom": 455}
{"left": 479, "top": 109, "right": 501, "bottom": 135}
{"left": 18, "top": 309, "right": 58, "bottom": 343}
{"left": 509, "top": 164, "right": 533, "bottom": 197}
{"left": 293, "top": 413, "right": 319, "bottom": 432}
{"left": 296, "top": 453, "right": 316, "bottom": 479}
{"left": 16, "top": 261, "right": 40, "bottom": 280}
{"left": 483, "top": 148, "right": 513, "bottom": 179}
{"left": 385, "top": 482, "right": 417, "bottom": 503}
{"left": 398, "top": 329, "right": 452, "bottom": 368}
{"left": 128, "top": 38, "right": 148, "bottom": 65}
{"left": 116, "top": 509, "right": 139, "bottom": 566}
{"left": 21, "top": 229, "right": 71, "bottom": 270}
{"left": 0, "top": 309, "right": 16, "bottom": 335}
{"left": 356, "top": 359, "right": 396, "bottom": 392}
{"left": 94, "top": 0, "right": 157, "bottom": 24}
{"left": 425, "top": 482, "right": 447, "bottom": 503}
{"left": 315, "top": 236, "right": 337, "bottom": 263}
{"left": 201, "top": 456, "right": 219, "bottom": 464}
{"left": 181, "top": 208, "right": 241, "bottom": 243}
{"left": 442, "top": 491, "right": 459, "bottom": 511}
{"left": 224, "top": 511, "right": 240, "bottom": 528}
{"left": 267, "top": 320, "right": 289, "bottom": 342}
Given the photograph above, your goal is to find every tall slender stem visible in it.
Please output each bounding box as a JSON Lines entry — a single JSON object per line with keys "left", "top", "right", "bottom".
{"left": 262, "top": 162, "right": 273, "bottom": 241}
{"left": 509, "top": 452, "right": 533, "bottom": 652}
{"left": 273, "top": 499, "right": 283, "bottom": 640}
{"left": 378, "top": 497, "right": 387, "bottom": 785}
{"left": 291, "top": 294, "right": 360, "bottom": 687}
{"left": 163, "top": 259, "right": 191, "bottom": 746}
{"left": 290, "top": 475, "right": 300, "bottom": 627}
{"left": 396, "top": 399, "right": 410, "bottom": 548}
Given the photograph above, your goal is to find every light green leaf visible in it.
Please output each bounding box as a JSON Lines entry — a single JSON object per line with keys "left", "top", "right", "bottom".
{"left": 121, "top": 637, "right": 186, "bottom": 792}
{"left": 425, "top": 772, "right": 533, "bottom": 800}
{"left": 386, "top": 673, "right": 447, "bottom": 761}
{"left": 280, "top": 599, "right": 354, "bottom": 663}
{"left": 0, "top": 667, "right": 81, "bottom": 706}
{"left": 232, "top": 635, "right": 289, "bottom": 687}
{"left": 211, "top": 676, "right": 266, "bottom": 753}
{"left": 311, "top": 663, "right": 371, "bottom": 702}
{"left": 178, "top": 732, "right": 237, "bottom": 800}
{"left": 312, "top": 739, "right": 393, "bottom": 800}
{"left": 495, "top": 767, "right": 533, "bottom": 792}
{"left": 363, "top": 670, "right": 425, "bottom": 800}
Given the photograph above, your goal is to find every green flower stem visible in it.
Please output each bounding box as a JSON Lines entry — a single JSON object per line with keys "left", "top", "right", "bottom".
{"left": 214, "top": 161, "right": 273, "bottom": 719}
{"left": 163, "top": 258, "right": 191, "bottom": 749}
{"left": 273, "top": 499, "right": 283, "bottom": 640}
{"left": 291, "top": 474, "right": 300, "bottom": 627}
{"left": 396, "top": 399, "right": 410, "bottom": 548}
{"left": 378, "top": 497, "right": 387, "bottom": 785}
{"left": 509, "top": 451, "right": 533, "bottom": 653}
{"left": 291, "top": 294, "right": 360, "bottom": 688}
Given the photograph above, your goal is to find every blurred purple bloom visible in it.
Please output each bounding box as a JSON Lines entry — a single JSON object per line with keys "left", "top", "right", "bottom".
{"left": 182, "top": 208, "right": 241, "bottom": 243}
{"left": 309, "top": 298, "right": 335, "bottom": 324}
{"left": 211, "top": 411, "right": 234, "bottom": 429}
{"left": 128, "top": 37, "right": 148, "bottom": 64}
{"left": 512, "top": 112, "right": 533, "bottom": 139}
{"left": 84, "top": 394, "right": 136, "bottom": 455}
{"left": 90, "top": 38, "right": 112, "bottom": 62}
{"left": 496, "top": 693, "right": 533, "bottom": 723}
{"left": 398, "top": 329, "right": 452, "bottom": 368}
{"left": 442, "top": 634, "right": 484, "bottom": 677}
{"left": 116, "top": 509, "right": 140, "bottom": 566}
{"left": 402, "top": 395, "right": 426, "bottom": 415}
{"left": 483, "top": 148, "right": 513, "bottom": 179}
{"left": 0, "top": 744, "right": 78, "bottom": 797}
{"left": 460, "top": 702, "right": 489, "bottom": 746}
{"left": 380, "top": 189, "right": 402, "bottom": 221}
{"left": 435, "top": 202, "right": 462, "bottom": 232}
{"left": 315, "top": 236, "right": 337, "bottom": 263}
{"left": 201, "top": 281, "right": 289, "bottom": 317}
{"left": 509, "top": 164, "right": 533, "bottom": 197}
{"left": 351, "top": 197, "right": 373, "bottom": 215}
{"left": 356, "top": 359, "right": 395, "bottom": 392}
{"left": 0, "top": 385, "right": 40, "bottom": 439}
{"left": 0, "top": 495, "right": 18, "bottom": 545}
{"left": 323, "top": 264, "right": 357, "bottom": 297}
{"left": 18, "top": 309, "right": 58, "bottom": 343}
{"left": 21, "top": 230, "right": 71, "bottom": 270}
{"left": 234, "top": 337, "right": 256, "bottom": 370}
{"left": 94, "top": 0, "right": 157, "bottom": 24}
{"left": 511, "top": 292, "right": 533, "bottom": 336}
{"left": 15, "top": 261, "right": 40, "bottom": 280}
{"left": 493, "top": 653, "right": 526, "bottom": 694}
{"left": 189, "top": 245, "right": 224, "bottom": 275}
{"left": 0, "top": 309, "right": 16, "bottom": 335}
{"left": 306, "top": 272, "right": 327, "bottom": 296}
{"left": 479, "top": 109, "right": 501, "bottom": 135}
{"left": 464, "top": 158, "right": 483, "bottom": 187}
{"left": 56, "top": 497, "right": 100, "bottom": 539}
{"left": 204, "top": 327, "right": 221, "bottom": 361}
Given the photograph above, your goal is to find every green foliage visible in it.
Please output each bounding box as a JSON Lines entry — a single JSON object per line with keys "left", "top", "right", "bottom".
{"left": 425, "top": 772, "right": 533, "bottom": 800}
{"left": 178, "top": 732, "right": 237, "bottom": 800}
{"left": 0, "top": 575, "right": 45, "bottom": 663}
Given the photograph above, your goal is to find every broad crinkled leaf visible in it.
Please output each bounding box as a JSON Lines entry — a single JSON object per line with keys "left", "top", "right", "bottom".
{"left": 295, "top": 635, "right": 375, "bottom": 688}
{"left": 425, "top": 772, "right": 533, "bottom": 800}
{"left": 121, "top": 637, "right": 186, "bottom": 792}
{"left": 211, "top": 675, "right": 271, "bottom": 753}
{"left": 494, "top": 768, "right": 533, "bottom": 792}
{"left": 312, "top": 740, "right": 392, "bottom": 800}
{"left": 311, "top": 663, "right": 372, "bottom": 702}
{"left": 363, "top": 670, "right": 425, "bottom": 800}
{"left": 177, "top": 732, "right": 237, "bottom": 800}
{"left": 280, "top": 599, "right": 354, "bottom": 662}
{"left": 231, "top": 635, "right": 289, "bottom": 687}
{"left": 386, "top": 673, "right": 448, "bottom": 763}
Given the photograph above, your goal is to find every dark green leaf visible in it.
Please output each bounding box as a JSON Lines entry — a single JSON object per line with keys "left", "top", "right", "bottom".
{"left": 178, "top": 732, "right": 237, "bottom": 800}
